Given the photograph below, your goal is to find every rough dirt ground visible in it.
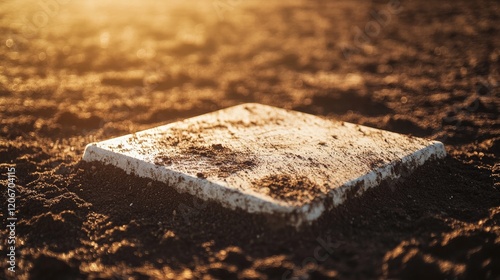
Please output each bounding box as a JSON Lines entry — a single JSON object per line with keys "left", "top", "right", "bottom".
{"left": 1, "top": 0, "right": 499, "bottom": 279}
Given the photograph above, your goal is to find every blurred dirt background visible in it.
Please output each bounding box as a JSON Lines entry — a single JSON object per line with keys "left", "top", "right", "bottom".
{"left": 0, "top": 0, "right": 499, "bottom": 279}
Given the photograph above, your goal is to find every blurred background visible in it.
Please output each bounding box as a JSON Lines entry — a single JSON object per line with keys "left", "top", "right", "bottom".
{"left": 2, "top": 0, "right": 497, "bottom": 149}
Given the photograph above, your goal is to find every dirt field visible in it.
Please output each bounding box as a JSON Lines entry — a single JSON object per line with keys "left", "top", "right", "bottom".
{"left": 1, "top": 0, "right": 499, "bottom": 279}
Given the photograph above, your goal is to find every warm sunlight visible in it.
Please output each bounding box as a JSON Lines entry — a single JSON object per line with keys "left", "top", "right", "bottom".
{"left": 1, "top": 0, "right": 498, "bottom": 279}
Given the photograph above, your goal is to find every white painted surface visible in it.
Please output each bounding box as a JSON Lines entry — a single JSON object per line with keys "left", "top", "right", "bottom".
{"left": 82, "top": 103, "right": 446, "bottom": 226}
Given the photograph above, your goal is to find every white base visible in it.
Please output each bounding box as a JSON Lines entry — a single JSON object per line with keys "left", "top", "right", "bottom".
{"left": 82, "top": 103, "right": 446, "bottom": 227}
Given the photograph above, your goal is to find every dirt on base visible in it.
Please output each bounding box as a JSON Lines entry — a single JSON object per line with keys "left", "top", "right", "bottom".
{"left": 1, "top": 0, "right": 499, "bottom": 279}
{"left": 254, "top": 175, "right": 325, "bottom": 205}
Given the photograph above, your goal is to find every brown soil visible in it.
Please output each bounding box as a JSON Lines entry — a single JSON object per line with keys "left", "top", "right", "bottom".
{"left": 254, "top": 175, "right": 325, "bottom": 205}
{"left": 1, "top": 0, "right": 499, "bottom": 279}
{"left": 163, "top": 143, "right": 256, "bottom": 179}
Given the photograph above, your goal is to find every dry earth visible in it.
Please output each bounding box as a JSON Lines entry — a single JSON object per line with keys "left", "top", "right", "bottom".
{"left": 0, "top": 0, "right": 499, "bottom": 279}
